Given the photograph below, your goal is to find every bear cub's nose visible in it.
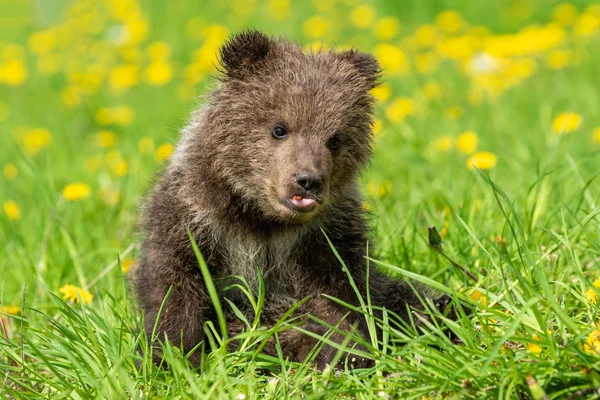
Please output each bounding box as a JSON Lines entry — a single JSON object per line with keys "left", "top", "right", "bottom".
{"left": 294, "top": 171, "right": 323, "bottom": 193}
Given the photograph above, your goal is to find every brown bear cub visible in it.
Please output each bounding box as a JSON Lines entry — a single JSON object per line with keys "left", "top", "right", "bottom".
{"left": 133, "top": 31, "right": 452, "bottom": 369}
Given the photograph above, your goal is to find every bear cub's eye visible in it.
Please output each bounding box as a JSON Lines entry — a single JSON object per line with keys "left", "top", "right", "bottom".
{"left": 328, "top": 133, "right": 341, "bottom": 151}
{"left": 272, "top": 125, "right": 288, "bottom": 139}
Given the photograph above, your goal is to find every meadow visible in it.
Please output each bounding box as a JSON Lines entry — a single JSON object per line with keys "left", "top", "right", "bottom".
{"left": 1, "top": 0, "right": 600, "bottom": 398}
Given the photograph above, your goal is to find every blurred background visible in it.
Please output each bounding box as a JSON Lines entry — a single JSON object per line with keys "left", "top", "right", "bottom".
{"left": 1, "top": 0, "right": 600, "bottom": 304}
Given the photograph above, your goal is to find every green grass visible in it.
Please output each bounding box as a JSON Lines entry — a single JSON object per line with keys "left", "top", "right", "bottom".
{"left": 2, "top": 0, "right": 600, "bottom": 398}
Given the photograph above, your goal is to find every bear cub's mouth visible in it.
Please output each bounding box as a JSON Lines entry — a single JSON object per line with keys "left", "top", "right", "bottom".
{"left": 282, "top": 194, "right": 319, "bottom": 212}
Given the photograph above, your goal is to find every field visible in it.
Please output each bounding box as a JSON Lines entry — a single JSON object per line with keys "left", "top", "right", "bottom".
{"left": 1, "top": 0, "right": 600, "bottom": 398}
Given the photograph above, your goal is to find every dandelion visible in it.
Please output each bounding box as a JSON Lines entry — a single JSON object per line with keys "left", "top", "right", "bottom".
{"left": 435, "top": 10, "right": 465, "bottom": 35}
{"left": 553, "top": 3, "right": 578, "bottom": 26}
{"left": 585, "top": 277, "right": 600, "bottom": 304}
{"left": 155, "top": 143, "right": 175, "bottom": 162}
{"left": 121, "top": 259, "right": 136, "bottom": 274}
{"left": 414, "top": 52, "right": 438, "bottom": 74}
{"left": 350, "top": 5, "right": 376, "bottom": 29}
{"left": 385, "top": 98, "right": 416, "bottom": 123}
{"left": 593, "top": 127, "right": 600, "bottom": 144}
{"left": 109, "top": 64, "right": 140, "bottom": 91}
{"left": 470, "top": 289, "right": 487, "bottom": 306}
{"left": 145, "top": 62, "right": 173, "bottom": 86}
{"left": 95, "top": 108, "right": 113, "bottom": 125}
{"left": 374, "top": 17, "right": 400, "bottom": 41}
{"left": 267, "top": 0, "right": 290, "bottom": 21}
{"left": 111, "top": 160, "right": 129, "bottom": 177}
{"left": 112, "top": 106, "right": 135, "bottom": 125}
{"left": 574, "top": 13, "right": 600, "bottom": 37}
{"left": 457, "top": 131, "right": 478, "bottom": 154}
{"left": 4, "top": 200, "right": 21, "bottom": 220}
{"left": 370, "top": 83, "right": 391, "bottom": 102}
{"left": 373, "top": 44, "right": 409, "bottom": 75}
{"left": 147, "top": 41, "right": 171, "bottom": 60}
{"left": 59, "top": 284, "right": 93, "bottom": 304}
{"left": 62, "top": 86, "right": 81, "bottom": 108}
{"left": 584, "top": 329, "right": 600, "bottom": 354}
{"left": 467, "top": 151, "right": 497, "bottom": 170}
{"left": 62, "top": 183, "right": 91, "bottom": 201}
{"left": 1, "top": 305, "right": 20, "bottom": 315}
{"left": 23, "top": 128, "right": 52, "bottom": 155}
{"left": 2, "top": 60, "right": 28, "bottom": 86}
{"left": 552, "top": 112, "right": 582, "bottom": 134}
{"left": 3, "top": 163, "right": 18, "bottom": 180}
{"left": 527, "top": 335, "right": 542, "bottom": 355}
{"left": 302, "top": 16, "right": 330, "bottom": 39}
{"left": 413, "top": 24, "right": 437, "bottom": 48}
{"left": 95, "top": 131, "right": 117, "bottom": 148}
{"left": 362, "top": 201, "right": 371, "bottom": 211}
{"left": 546, "top": 49, "right": 571, "bottom": 69}
{"left": 434, "top": 136, "right": 454, "bottom": 151}
{"left": 372, "top": 118, "right": 383, "bottom": 136}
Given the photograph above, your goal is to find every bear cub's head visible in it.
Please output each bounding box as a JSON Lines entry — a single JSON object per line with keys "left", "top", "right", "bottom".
{"left": 184, "top": 31, "right": 380, "bottom": 223}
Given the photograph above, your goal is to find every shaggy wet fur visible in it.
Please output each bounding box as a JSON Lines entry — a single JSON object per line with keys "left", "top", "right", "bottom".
{"left": 133, "top": 31, "right": 451, "bottom": 369}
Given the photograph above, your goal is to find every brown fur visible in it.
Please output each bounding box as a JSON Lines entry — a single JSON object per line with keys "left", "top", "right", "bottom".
{"left": 133, "top": 31, "right": 451, "bottom": 369}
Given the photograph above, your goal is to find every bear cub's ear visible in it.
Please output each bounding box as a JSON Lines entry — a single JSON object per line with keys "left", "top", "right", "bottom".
{"left": 219, "top": 30, "right": 273, "bottom": 79}
{"left": 338, "top": 50, "right": 381, "bottom": 90}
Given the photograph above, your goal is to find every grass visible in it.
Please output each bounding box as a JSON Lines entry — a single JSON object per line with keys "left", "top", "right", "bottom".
{"left": 2, "top": 0, "right": 600, "bottom": 398}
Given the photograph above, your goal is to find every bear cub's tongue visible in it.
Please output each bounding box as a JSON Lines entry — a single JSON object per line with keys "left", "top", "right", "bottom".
{"left": 291, "top": 195, "right": 315, "bottom": 209}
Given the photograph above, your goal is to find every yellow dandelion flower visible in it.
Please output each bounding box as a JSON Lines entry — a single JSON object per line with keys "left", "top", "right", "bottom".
{"left": 445, "top": 105, "right": 464, "bottom": 120}
{"left": 370, "top": 83, "right": 391, "bottom": 102}
{"left": 457, "top": 131, "right": 478, "bottom": 154}
{"left": 470, "top": 289, "right": 487, "bottom": 306}
{"left": 145, "top": 62, "right": 173, "bottom": 86}
{"left": 527, "top": 335, "right": 542, "bottom": 355}
{"left": 111, "top": 160, "right": 129, "bottom": 177}
{"left": 120, "top": 259, "right": 136, "bottom": 274}
{"left": 202, "top": 24, "right": 230, "bottom": 47}
{"left": 302, "top": 16, "right": 330, "bottom": 39}
{"left": 4, "top": 163, "right": 18, "bottom": 180}
{"left": 155, "top": 143, "right": 175, "bottom": 162}
{"left": 422, "top": 81, "right": 443, "bottom": 100}
{"left": 413, "top": 24, "right": 437, "bottom": 48}
{"left": 435, "top": 10, "right": 465, "bottom": 35}
{"left": 574, "top": 13, "right": 600, "bottom": 37}
{"left": 267, "top": 0, "right": 290, "bottom": 21}
{"left": 23, "top": 128, "right": 52, "bottom": 155}
{"left": 585, "top": 277, "right": 600, "bottom": 304}
{"left": 584, "top": 329, "right": 600, "bottom": 354}
{"left": 138, "top": 137, "right": 155, "bottom": 154}
{"left": 385, "top": 98, "right": 416, "bottom": 123}
{"left": 1, "top": 305, "right": 20, "bottom": 315}
{"left": 434, "top": 136, "right": 454, "bottom": 152}
{"left": 362, "top": 201, "right": 371, "bottom": 211}
{"left": 147, "top": 41, "right": 171, "bottom": 60}
{"left": 62, "top": 183, "right": 91, "bottom": 201}
{"left": 546, "top": 49, "right": 571, "bottom": 70}
{"left": 372, "top": 118, "right": 383, "bottom": 136}
{"left": 373, "top": 44, "right": 409, "bottom": 75}
{"left": 62, "top": 86, "right": 81, "bottom": 108}
{"left": 4, "top": 200, "right": 21, "bottom": 221}
{"left": 374, "top": 17, "right": 400, "bottom": 41}
{"left": 3, "top": 60, "right": 28, "bottom": 86}
{"left": 95, "top": 131, "right": 117, "bottom": 148}
{"left": 553, "top": 3, "right": 578, "bottom": 26}
{"left": 593, "top": 127, "right": 600, "bottom": 144}
{"left": 350, "top": 5, "right": 376, "bottom": 29}
{"left": 59, "top": 284, "right": 93, "bottom": 304}
{"left": 552, "top": 112, "right": 582, "bottom": 135}
{"left": 414, "top": 52, "right": 439, "bottom": 74}
{"left": 28, "top": 31, "right": 56, "bottom": 55}
{"left": 95, "top": 108, "right": 113, "bottom": 125}
{"left": 112, "top": 106, "right": 135, "bottom": 126}
{"left": 109, "top": 64, "right": 140, "bottom": 91}
{"left": 467, "top": 151, "right": 497, "bottom": 170}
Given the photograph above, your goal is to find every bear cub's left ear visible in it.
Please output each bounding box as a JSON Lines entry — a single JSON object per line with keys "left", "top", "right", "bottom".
{"left": 338, "top": 50, "right": 381, "bottom": 90}
{"left": 219, "top": 30, "right": 274, "bottom": 79}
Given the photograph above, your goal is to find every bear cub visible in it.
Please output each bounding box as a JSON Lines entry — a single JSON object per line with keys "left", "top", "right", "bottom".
{"left": 133, "top": 31, "right": 452, "bottom": 369}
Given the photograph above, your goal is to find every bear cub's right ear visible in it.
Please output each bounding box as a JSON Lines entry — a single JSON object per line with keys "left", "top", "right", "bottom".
{"left": 219, "top": 30, "right": 273, "bottom": 79}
